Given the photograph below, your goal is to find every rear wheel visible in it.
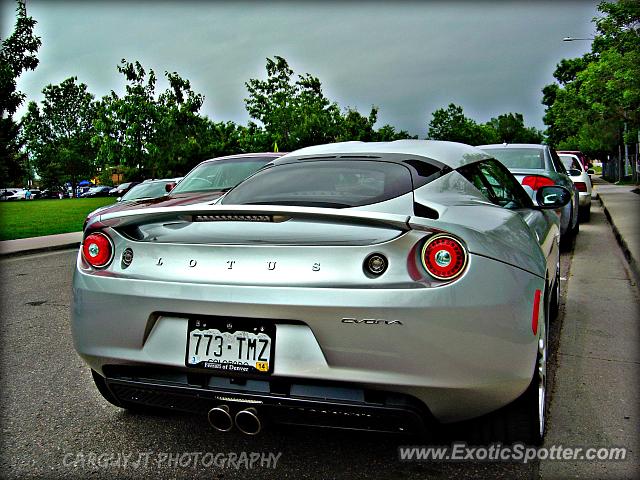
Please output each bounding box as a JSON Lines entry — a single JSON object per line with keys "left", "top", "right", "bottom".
{"left": 579, "top": 206, "right": 591, "bottom": 222}
{"left": 560, "top": 206, "right": 578, "bottom": 251}
{"left": 550, "top": 267, "right": 560, "bottom": 321}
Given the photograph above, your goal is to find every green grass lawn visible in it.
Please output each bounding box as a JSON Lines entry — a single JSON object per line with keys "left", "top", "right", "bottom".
{"left": 0, "top": 197, "right": 116, "bottom": 241}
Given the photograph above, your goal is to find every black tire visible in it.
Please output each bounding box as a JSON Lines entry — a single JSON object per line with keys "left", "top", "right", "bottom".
{"left": 550, "top": 268, "right": 560, "bottom": 322}
{"left": 560, "top": 208, "right": 579, "bottom": 252}
{"left": 579, "top": 206, "right": 591, "bottom": 222}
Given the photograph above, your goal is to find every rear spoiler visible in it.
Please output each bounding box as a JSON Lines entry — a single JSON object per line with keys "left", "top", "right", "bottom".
{"left": 95, "top": 204, "right": 412, "bottom": 232}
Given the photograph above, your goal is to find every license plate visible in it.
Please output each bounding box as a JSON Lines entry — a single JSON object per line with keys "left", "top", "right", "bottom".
{"left": 185, "top": 318, "right": 275, "bottom": 375}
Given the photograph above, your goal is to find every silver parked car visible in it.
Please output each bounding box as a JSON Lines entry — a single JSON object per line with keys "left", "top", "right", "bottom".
{"left": 478, "top": 144, "right": 579, "bottom": 249}
{"left": 558, "top": 153, "right": 593, "bottom": 222}
{"left": 72, "top": 140, "right": 570, "bottom": 444}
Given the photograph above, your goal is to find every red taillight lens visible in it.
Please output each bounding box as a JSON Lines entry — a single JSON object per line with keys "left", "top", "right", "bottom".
{"left": 421, "top": 234, "right": 468, "bottom": 281}
{"left": 522, "top": 175, "right": 555, "bottom": 190}
{"left": 574, "top": 182, "right": 587, "bottom": 192}
{"left": 82, "top": 232, "right": 114, "bottom": 268}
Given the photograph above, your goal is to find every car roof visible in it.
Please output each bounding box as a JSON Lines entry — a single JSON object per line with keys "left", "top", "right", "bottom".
{"left": 277, "top": 140, "right": 491, "bottom": 169}
{"left": 198, "top": 152, "right": 285, "bottom": 165}
{"left": 478, "top": 143, "right": 548, "bottom": 150}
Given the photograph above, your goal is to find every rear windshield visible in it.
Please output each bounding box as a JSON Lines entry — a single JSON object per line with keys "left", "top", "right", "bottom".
{"left": 481, "top": 148, "right": 545, "bottom": 170}
{"left": 221, "top": 160, "right": 413, "bottom": 208}
{"left": 171, "top": 157, "right": 272, "bottom": 194}
{"left": 122, "top": 181, "right": 168, "bottom": 201}
{"left": 559, "top": 155, "right": 582, "bottom": 171}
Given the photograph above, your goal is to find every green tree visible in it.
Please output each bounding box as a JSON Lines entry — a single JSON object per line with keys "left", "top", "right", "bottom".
{"left": 245, "top": 56, "right": 342, "bottom": 151}
{"left": 337, "top": 107, "right": 378, "bottom": 142}
{"left": 486, "top": 113, "right": 543, "bottom": 144}
{"left": 542, "top": 0, "right": 639, "bottom": 161}
{"left": 0, "top": 0, "right": 41, "bottom": 186}
{"left": 427, "top": 103, "right": 498, "bottom": 145}
{"left": 93, "top": 59, "right": 212, "bottom": 179}
{"left": 21, "top": 77, "right": 98, "bottom": 193}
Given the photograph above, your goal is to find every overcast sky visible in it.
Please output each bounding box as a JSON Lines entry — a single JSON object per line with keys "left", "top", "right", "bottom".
{"left": 2, "top": 0, "right": 599, "bottom": 136}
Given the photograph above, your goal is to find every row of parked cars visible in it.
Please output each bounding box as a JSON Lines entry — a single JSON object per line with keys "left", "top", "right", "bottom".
{"left": 74, "top": 141, "right": 591, "bottom": 445}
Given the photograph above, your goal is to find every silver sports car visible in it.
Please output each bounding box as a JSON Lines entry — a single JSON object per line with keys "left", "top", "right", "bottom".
{"left": 72, "top": 140, "right": 571, "bottom": 444}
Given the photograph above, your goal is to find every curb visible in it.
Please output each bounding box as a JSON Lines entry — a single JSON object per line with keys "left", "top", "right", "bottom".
{"left": 597, "top": 193, "right": 640, "bottom": 283}
{"left": 0, "top": 241, "right": 80, "bottom": 259}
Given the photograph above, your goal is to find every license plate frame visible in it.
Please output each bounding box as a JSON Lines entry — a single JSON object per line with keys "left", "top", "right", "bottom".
{"left": 185, "top": 317, "right": 275, "bottom": 375}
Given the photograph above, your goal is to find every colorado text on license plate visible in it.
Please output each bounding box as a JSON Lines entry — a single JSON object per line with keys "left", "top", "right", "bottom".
{"left": 187, "top": 328, "right": 272, "bottom": 373}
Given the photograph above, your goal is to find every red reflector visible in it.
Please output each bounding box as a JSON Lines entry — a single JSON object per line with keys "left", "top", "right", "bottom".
{"left": 531, "top": 289, "right": 542, "bottom": 335}
{"left": 574, "top": 182, "right": 587, "bottom": 192}
{"left": 82, "top": 232, "right": 114, "bottom": 268}
{"left": 421, "top": 235, "right": 468, "bottom": 281}
{"left": 522, "top": 175, "right": 555, "bottom": 190}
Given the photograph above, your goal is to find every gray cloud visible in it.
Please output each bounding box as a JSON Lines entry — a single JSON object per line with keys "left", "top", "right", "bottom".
{"left": 1, "top": 0, "right": 598, "bottom": 136}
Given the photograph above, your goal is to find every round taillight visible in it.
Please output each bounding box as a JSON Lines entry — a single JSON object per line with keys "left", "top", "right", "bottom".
{"left": 82, "top": 232, "right": 114, "bottom": 268}
{"left": 421, "top": 234, "right": 467, "bottom": 281}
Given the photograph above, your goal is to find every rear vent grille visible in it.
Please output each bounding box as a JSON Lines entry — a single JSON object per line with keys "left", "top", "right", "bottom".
{"left": 193, "top": 214, "right": 273, "bottom": 222}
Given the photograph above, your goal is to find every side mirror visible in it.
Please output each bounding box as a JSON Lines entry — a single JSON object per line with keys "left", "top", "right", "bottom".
{"left": 165, "top": 182, "right": 176, "bottom": 193}
{"left": 536, "top": 185, "right": 571, "bottom": 209}
{"left": 587, "top": 169, "right": 595, "bottom": 175}
{"left": 116, "top": 197, "right": 122, "bottom": 202}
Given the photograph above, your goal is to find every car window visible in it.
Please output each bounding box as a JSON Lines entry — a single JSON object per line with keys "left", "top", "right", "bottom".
{"left": 559, "top": 155, "right": 582, "bottom": 171}
{"left": 121, "top": 182, "right": 168, "bottom": 201}
{"left": 480, "top": 148, "right": 544, "bottom": 169}
{"left": 171, "top": 158, "right": 272, "bottom": 194}
{"left": 222, "top": 160, "right": 413, "bottom": 208}
{"left": 550, "top": 150, "right": 567, "bottom": 174}
{"left": 458, "top": 159, "right": 533, "bottom": 209}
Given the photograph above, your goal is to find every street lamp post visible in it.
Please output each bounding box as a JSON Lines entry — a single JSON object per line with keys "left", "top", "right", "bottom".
{"left": 562, "top": 36, "right": 595, "bottom": 42}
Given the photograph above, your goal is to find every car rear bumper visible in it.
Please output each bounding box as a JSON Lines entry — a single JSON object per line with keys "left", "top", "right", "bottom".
{"left": 578, "top": 191, "right": 591, "bottom": 208}
{"left": 72, "top": 250, "right": 544, "bottom": 423}
{"left": 101, "top": 367, "right": 431, "bottom": 434}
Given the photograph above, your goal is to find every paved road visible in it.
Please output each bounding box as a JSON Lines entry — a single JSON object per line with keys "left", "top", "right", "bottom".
{"left": 0, "top": 221, "right": 579, "bottom": 479}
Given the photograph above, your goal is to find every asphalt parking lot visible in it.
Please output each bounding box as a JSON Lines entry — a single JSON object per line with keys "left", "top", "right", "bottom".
{"left": 0, "top": 202, "right": 636, "bottom": 479}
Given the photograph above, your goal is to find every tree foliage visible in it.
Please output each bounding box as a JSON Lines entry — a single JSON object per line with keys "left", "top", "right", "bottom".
{"left": 487, "top": 113, "right": 543, "bottom": 144}
{"left": 427, "top": 104, "right": 498, "bottom": 145}
{"left": 92, "top": 59, "right": 234, "bottom": 179}
{"left": 245, "top": 56, "right": 415, "bottom": 152}
{"left": 542, "top": 0, "right": 639, "bottom": 158}
{"left": 245, "top": 56, "right": 343, "bottom": 151}
{"left": 0, "top": 0, "right": 41, "bottom": 186}
{"left": 21, "top": 77, "right": 97, "bottom": 192}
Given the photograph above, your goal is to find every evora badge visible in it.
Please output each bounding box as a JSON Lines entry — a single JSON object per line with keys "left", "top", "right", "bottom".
{"left": 341, "top": 318, "right": 403, "bottom": 326}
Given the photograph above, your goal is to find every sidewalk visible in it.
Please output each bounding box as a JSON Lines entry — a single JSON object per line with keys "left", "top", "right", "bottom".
{"left": 592, "top": 176, "right": 640, "bottom": 281}
{"left": 0, "top": 231, "right": 82, "bottom": 256}
{"left": 540, "top": 199, "right": 640, "bottom": 478}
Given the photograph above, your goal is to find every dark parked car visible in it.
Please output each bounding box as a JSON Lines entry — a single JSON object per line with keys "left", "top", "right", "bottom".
{"left": 40, "top": 188, "right": 69, "bottom": 199}
{"left": 84, "top": 153, "right": 284, "bottom": 229}
{"left": 81, "top": 186, "right": 113, "bottom": 198}
{"left": 109, "top": 182, "right": 140, "bottom": 197}
{"left": 116, "top": 178, "right": 183, "bottom": 203}
{"left": 478, "top": 144, "right": 579, "bottom": 249}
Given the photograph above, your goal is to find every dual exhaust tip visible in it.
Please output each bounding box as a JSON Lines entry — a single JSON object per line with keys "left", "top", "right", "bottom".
{"left": 208, "top": 405, "right": 261, "bottom": 435}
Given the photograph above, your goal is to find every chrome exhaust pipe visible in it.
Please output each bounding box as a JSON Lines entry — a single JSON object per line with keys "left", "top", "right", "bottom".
{"left": 208, "top": 405, "right": 233, "bottom": 432}
{"left": 235, "top": 407, "right": 262, "bottom": 435}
